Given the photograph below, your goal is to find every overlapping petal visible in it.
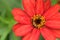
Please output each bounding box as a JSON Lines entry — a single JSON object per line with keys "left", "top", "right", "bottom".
{"left": 49, "top": 12, "right": 60, "bottom": 20}
{"left": 22, "top": 0, "right": 35, "bottom": 17}
{"left": 45, "top": 20, "right": 60, "bottom": 29}
{"left": 22, "top": 28, "right": 40, "bottom": 40}
{"left": 12, "top": 8, "right": 31, "bottom": 24}
{"left": 40, "top": 27, "right": 56, "bottom": 40}
{"left": 36, "top": 0, "right": 51, "bottom": 15}
{"left": 36, "top": 0, "right": 44, "bottom": 15}
{"left": 43, "top": 4, "right": 60, "bottom": 20}
{"left": 51, "top": 29, "right": 60, "bottom": 38}
{"left": 13, "top": 23, "right": 33, "bottom": 36}
{"left": 22, "top": 0, "right": 51, "bottom": 16}
{"left": 44, "top": 0, "right": 51, "bottom": 11}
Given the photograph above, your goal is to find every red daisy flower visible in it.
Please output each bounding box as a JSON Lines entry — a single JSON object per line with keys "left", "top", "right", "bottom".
{"left": 12, "top": 0, "right": 60, "bottom": 40}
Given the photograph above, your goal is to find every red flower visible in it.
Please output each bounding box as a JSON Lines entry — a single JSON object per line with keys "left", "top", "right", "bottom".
{"left": 12, "top": 0, "right": 60, "bottom": 40}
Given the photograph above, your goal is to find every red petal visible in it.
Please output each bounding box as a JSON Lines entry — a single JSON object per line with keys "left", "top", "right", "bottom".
{"left": 13, "top": 23, "right": 33, "bottom": 36}
{"left": 22, "top": 28, "right": 40, "bottom": 40}
{"left": 12, "top": 8, "right": 31, "bottom": 24}
{"left": 52, "top": 29, "right": 60, "bottom": 38}
{"left": 43, "top": 4, "right": 60, "bottom": 20}
{"left": 22, "top": 0, "right": 35, "bottom": 17}
{"left": 44, "top": 0, "right": 51, "bottom": 11}
{"left": 36, "top": 0, "right": 44, "bottom": 15}
{"left": 45, "top": 20, "right": 60, "bottom": 29}
{"left": 13, "top": 23, "right": 22, "bottom": 32}
{"left": 40, "top": 27, "right": 56, "bottom": 40}
{"left": 22, "top": 33, "right": 31, "bottom": 40}
{"left": 49, "top": 12, "right": 60, "bottom": 20}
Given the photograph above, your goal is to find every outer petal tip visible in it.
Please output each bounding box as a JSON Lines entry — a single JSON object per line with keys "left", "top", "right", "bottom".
{"left": 12, "top": 8, "right": 31, "bottom": 24}
{"left": 13, "top": 24, "right": 33, "bottom": 36}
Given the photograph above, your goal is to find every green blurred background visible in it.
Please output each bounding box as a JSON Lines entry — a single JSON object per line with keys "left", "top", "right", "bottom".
{"left": 0, "top": 0, "right": 59, "bottom": 40}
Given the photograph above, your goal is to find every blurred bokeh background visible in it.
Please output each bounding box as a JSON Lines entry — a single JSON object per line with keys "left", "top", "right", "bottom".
{"left": 0, "top": 0, "right": 59, "bottom": 40}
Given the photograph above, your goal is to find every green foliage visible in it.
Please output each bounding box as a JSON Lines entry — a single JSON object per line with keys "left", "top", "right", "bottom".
{"left": 0, "top": 0, "right": 22, "bottom": 40}
{"left": 0, "top": 0, "right": 59, "bottom": 40}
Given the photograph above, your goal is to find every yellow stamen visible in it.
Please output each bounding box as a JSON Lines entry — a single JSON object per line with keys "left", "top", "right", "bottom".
{"left": 32, "top": 15, "right": 45, "bottom": 29}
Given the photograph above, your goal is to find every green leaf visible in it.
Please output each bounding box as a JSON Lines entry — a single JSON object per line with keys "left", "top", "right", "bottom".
{"left": 51, "top": 0, "right": 57, "bottom": 5}
{"left": 7, "top": 31, "right": 21, "bottom": 40}
{"left": 56, "top": 38, "right": 60, "bottom": 40}
{"left": 39, "top": 34, "right": 45, "bottom": 40}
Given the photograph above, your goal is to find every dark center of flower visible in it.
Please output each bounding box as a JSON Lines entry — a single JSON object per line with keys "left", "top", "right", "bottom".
{"left": 34, "top": 18, "right": 41, "bottom": 25}
{"left": 32, "top": 15, "right": 45, "bottom": 29}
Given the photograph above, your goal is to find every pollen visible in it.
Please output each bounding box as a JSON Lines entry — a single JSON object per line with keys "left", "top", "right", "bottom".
{"left": 32, "top": 15, "right": 45, "bottom": 29}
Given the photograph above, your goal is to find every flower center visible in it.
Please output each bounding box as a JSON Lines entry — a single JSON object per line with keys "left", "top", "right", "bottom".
{"left": 32, "top": 15, "right": 45, "bottom": 29}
